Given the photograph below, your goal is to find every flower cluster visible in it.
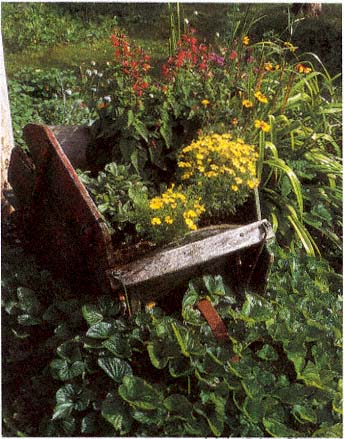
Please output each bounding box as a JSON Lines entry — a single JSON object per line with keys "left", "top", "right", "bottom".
{"left": 111, "top": 30, "right": 151, "bottom": 96}
{"left": 178, "top": 133, "right": 259, "bottom": 216}
{"left": 149, "top": 184, "right": 205, "bottom": 233}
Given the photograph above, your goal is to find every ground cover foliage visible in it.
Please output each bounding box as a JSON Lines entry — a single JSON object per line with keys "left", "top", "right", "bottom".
{"left": 2, "top": 3, "right": 343, "bottom": 437}
{"left": 2, "top": 243, "right": 342, "bottom": 437}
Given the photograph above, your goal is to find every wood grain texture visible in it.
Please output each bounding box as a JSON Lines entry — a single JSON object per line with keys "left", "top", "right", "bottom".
{"left": 108, "top": 220, "right": 274, "bottom": 294}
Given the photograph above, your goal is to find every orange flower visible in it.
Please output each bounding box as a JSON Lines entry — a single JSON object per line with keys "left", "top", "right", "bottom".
{"left": 242, "top": 36, "right": 250, "bottom": 46}
{"left": 242, "top": 99, "right": 253, "bottom": 108}
{"left": 254, "top": 119, "right": 271, "bottom": 132}
{"left": 296, "top": 63, "right": 312, "bottom": 74}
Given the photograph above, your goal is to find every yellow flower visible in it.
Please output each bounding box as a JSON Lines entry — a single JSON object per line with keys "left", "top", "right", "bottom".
{"left": 165, "top": 215, "right": 173, "bottom": 224}
{"left": 242, "top": 35, "right": 250, "bottom": 46}
{"left": 231, "top": 117, "right": 238, "bottom": 126}
{"left": 149, "top": 198, "right": 164, "bottom": 210}
{"left": 284, "top": 41, "right": 298, "bottom": 52}
{"left": 201, "top": 99, "right": 210, "bottom": 107}
{"left": 247, "top": 179, "right": 257, "bottom": 189}
{"left": 242, "top": 99, "right": 253, "bottom": 108}
{"left": 296, "top": 63, "right": 312, "bottom": 74}
{"left": 145, "top": 301, "right": 156, "bottom": 309}
{"left": 231, "top": 184, "right": 239, "bottom": 192}
{"left": 254, "top": 91, "right": 268, "bottom": 104}
{"left": 264, "top": 62, "right": 273, "bottom": 71}
{"left": 185, "top": 218, "right": 197, "bottom": 231}
{"left": 254, "top": 119, "right": 271, "bottom": 132}
{"left": 151, "top": 217, "right": 161, "bottom": 225}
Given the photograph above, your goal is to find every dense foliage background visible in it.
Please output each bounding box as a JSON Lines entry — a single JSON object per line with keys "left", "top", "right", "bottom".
{"left": 2, "top": 2, "right": 342, "bottom": 437}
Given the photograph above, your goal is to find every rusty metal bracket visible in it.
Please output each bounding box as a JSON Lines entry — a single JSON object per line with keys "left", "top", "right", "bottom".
{"left": 197, "top": 299, "right": 229, "bottom": 342}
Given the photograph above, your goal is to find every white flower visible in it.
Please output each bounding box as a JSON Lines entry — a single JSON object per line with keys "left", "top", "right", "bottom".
{"left": 91, "top": 61, "right": 96, "bottom": 66}
{"left": 86, "top": 69, "right": 92, "bottom": 76}
{"left": 65, "top": 89, "right": 72, "bottom": 96}
{"left": 98, "top": 72, "right": 103, "bottom": 78}
{"left": 184, "top": 18, "right": 189, "bottom": 25}
{"left": 106, "top": 61, "right": 110, "bottom": 66}
{"left": 91, "top": 87, "right": 97, "bottom": 92}
{"left": 194, "top": 10, "right": 198, "bottom": 16}
{"left": 215, "top": 32, "right": 220, "bottom": 38}
{"left": 104, "top": 95, "right": 111, "bottom": 102}
{"left": 149, "top": 93, "right": 154, "bottom": 99}
{"left": 93, "top": 69, "right": 98, "bottom": 75}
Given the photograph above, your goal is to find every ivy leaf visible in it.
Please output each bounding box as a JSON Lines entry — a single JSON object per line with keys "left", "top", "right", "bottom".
{"left": 101, "top": 392, "right": 132, "bottom": 435}
{"left": 98, "top": 357, "right": 132, "bottom": 383}
{"left": 82, "top": 304, "right": 103, "bottom": 326}
{"left": 118, "top": 375, "right": 163, "bottom": 410}
{"left": 50, "top": 359, "right": 85, "bottom": 381}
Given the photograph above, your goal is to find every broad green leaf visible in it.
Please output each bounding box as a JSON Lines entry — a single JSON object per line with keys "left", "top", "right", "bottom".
{"left": 98, "top": 357, "right": 132, "bottom": 383}
{"left": 256, "top": 344, "right": 278, "bottom": 361}
{"left": 50, "top": 359, "right": 85, "bottom": 381}
{"left": 312, "top": 423, "right": 343, "bottom": 437}
{"left": 57, "top": 341, "right": 82, "bottom": 362}
{"left": 241, "top": 294, "right": 274, "bottom": 322}
{"left": 17, "top": 287, "right": 41, "bottom": 314}
{"left": 86, "top": 322, "right": 116, "bottom": 339}
{"left": 81, "top": 413, "right": 97, "bottom": 434}
{"left": 102, "top": 334, "right": 131, "bottom": 358}
{"left": 118, "top": 375, "right": 163, "bottom": 410}
{"left": 164, "top": 394, "right": 193, "bottom": 419}
{"left": 52, "top": 402, "right": 73, "bottom": 420}
{"left": 298, "top": 361, "right": 323, "bottom": 389}
{"left": 263, "top": 417, "right": 301, "bottom": 437}
{"left": 169, "top": 356, "right": 193, "bottom": 377}
{"left": 82, "top": 304, "right": 103, "bottom": 326}
{"left": 194, "top": 393, "right": 226, "bottom": 437}
{"left": 147, "top": 341, "right": 170, "bottom": 369}
{"left": 132, "top": 408, "right": 166, "bottom": 426}
{"left": 292, "top": 404, "right": 317, "bottom": 424}
{"left": 101, "top": 392, "right": 132, "bottom": 434}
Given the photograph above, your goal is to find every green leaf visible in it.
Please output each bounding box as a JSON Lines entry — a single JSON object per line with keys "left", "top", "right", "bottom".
{"left": 52, "top": 402, "right": 73, "bottom": 420}
{"left": 147, "top": 341, "right": 170, "bottom": 369}
{"left": 292, "top": 404, "right": 317, "bottom": 424}
{"left": 132, "top": 408, "right": 166, "bottom": 426}
{"left": 17, "top": 286, "right": 41, "bottom": 314}
{"left": 194, "top": 393, "right": 226, "bottom": 437}
{"left": 17, "top": 314, "right": 41, "bottom": 325}
{"left": 263, "top": 417, "right": 301, "bottom": 437}
{"left": 57, "top": 341, "right": 82, "bottom": 362}
{"left": 50, "top": 359, "right": 85, "bottom": 381}
{"left": 312, "top": 423, "right": 343, "bottom": 437}
{"left": 102, "top": 334, "right": 131, "bottom": 358}
{"left": 53, "top": 384, "right": 91, "bottom": 420}
{"left": 256, "top": 344, "right": 278, "bottom": 361}
{"left": 82, "top": 304, "right": 103, "bottom": 326}
{"left": 101, "top": 392, "right": 132, "bottom": 434}
{"left": 163, "top": 394, "right": 193, "bottom": 419}
{"left": 98, "top": 357, "right": 132, "bottom": 383}
{"left": 241, "top": 294, "right": 274, "bottom": 322}
{"left": 86, "top": 322, "right": 116, "bottom": 339}
{"left": 118, "top": 375, "right": 163, "bottom": 410}
{"left": 81, "top": 413, "right": 97, "bottom": 434}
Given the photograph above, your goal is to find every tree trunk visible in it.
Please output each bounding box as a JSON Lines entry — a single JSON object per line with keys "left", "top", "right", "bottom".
{"left": 291, "top": 3, "right": 322, "bottom": 17}
{"left": 0, "top": 4, "right": 15, "bottom": 197}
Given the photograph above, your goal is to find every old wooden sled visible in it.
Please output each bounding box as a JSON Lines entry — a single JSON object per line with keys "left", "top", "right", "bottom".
{"left": 8, "top": 123, "right": 274, "bottom": 318}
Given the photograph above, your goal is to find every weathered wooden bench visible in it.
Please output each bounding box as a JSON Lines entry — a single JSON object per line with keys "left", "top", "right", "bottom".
{"left": 8, "top": 124, "right": 274, "bottom": 319}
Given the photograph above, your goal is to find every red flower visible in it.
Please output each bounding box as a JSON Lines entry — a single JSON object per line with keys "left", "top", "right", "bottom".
{"left": 229, "top": 50, "right": 238, "bottom": 60}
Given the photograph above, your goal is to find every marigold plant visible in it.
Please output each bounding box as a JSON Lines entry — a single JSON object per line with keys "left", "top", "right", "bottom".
{"left": 135, "top": 184, "right": 206, "bottom": 244}
{"left": 178, "top": 133, "right": 259, "bottom": 217}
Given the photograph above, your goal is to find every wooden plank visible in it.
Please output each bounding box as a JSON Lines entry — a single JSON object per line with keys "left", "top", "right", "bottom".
{"left": 107, "top": 220, "right": 273, "bottom": 294}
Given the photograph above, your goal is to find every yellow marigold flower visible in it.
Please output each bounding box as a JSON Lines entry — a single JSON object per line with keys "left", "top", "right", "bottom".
{"left": 254, "top": 119, "right": 271, "bottom": 132}
{"left": 284, "top": 41, "right": 298, "bottom": 52}
{"left": 185, "top": 218, "right": 197, "bottom": 231}
{"left": 247, "top": 179, "right": 257, "bottom": 189}
{"left": 231, "top": 184, "right": 239, "bottom": 192}
{"left": 254, "top": 91, "right": 268, "bottom": 104}
{"left": 264, "top": 62, "right": 273, "bottom": 71}
{"left": 151, "top": 217, "right": 161, "bottom": 225}
{"left": 242, "top": 99, "right": 253, "bottom": 108}
{"left": 201, "top": 99, "right": 210, "bottom": 107}
{"left": 242, "top": 35, "right": 250, "bottom": 46}
{"left": 149, "top": 198, "right": 164, "bottom": 210}
{"left": 165, "top": 215, "right": 173, "bottom": 224}
{"left": 296, "top": 63, "right": 312, "bottom": 74}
